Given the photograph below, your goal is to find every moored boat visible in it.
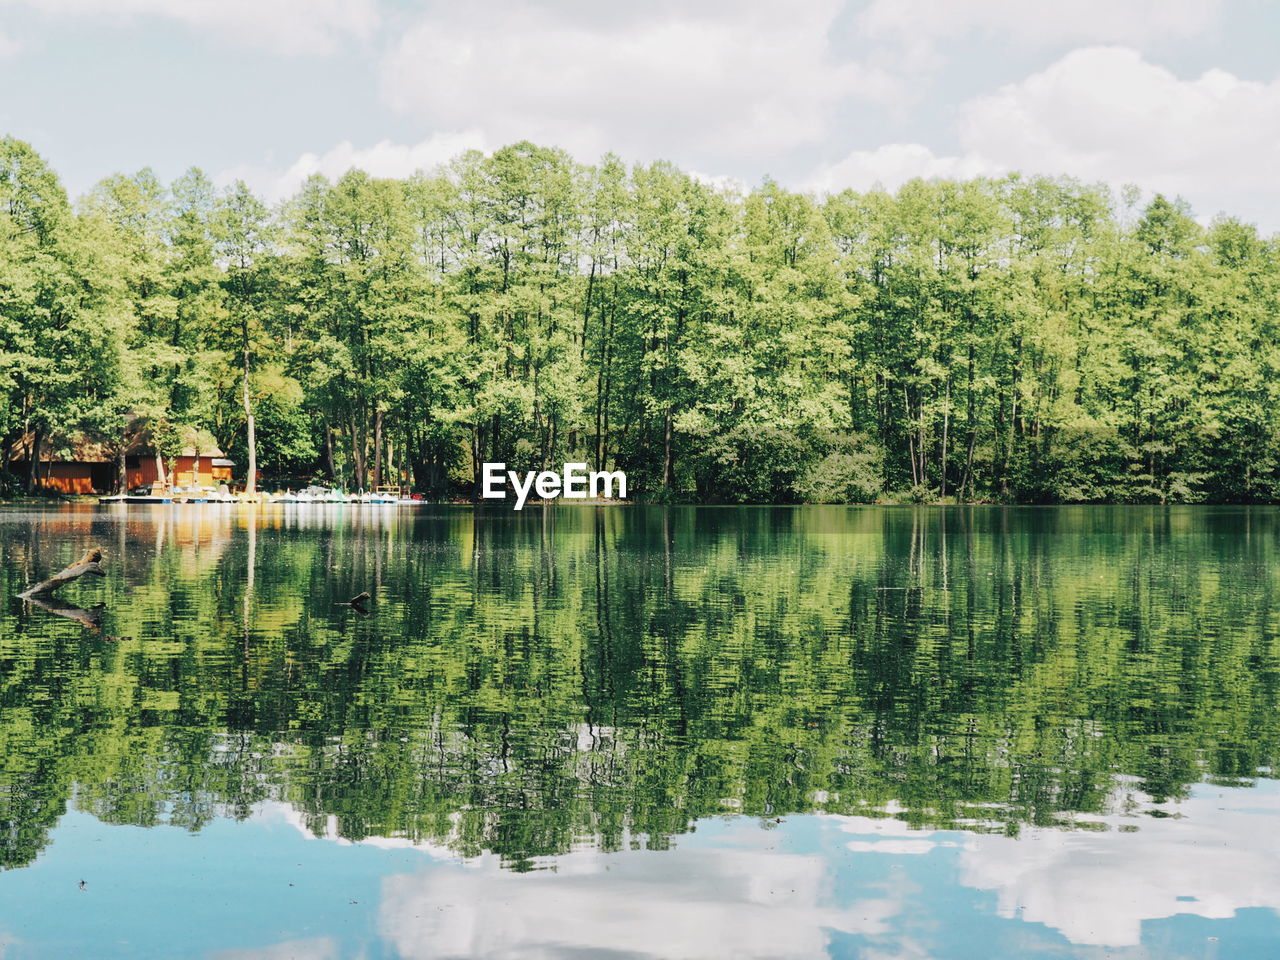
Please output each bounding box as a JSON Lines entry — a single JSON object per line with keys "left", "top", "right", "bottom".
{"left": 99, "top": 483, "right": 173, "bottom": 504}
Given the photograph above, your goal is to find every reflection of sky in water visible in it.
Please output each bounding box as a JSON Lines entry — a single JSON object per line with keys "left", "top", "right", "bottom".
{"left": 3, "top": 782, "right": 1279, "bottom": 959}
{"left": 4, "top": 506, "right": 1280, "bottom": 957}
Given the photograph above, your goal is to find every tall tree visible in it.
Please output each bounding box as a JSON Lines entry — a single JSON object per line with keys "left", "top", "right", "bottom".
{"left": 213, "top": 181, "right": 276, "bottom": 496}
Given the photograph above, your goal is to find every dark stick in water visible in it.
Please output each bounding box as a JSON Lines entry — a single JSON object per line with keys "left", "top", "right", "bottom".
{"left": 335, "top": 591, "right": 371, "bottom": 617}
{"left": 18, "top": 548, "right": 105, "bottom": 599}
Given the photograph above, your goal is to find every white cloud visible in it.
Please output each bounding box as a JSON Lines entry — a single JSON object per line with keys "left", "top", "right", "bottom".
{"left": 0, "top": 0, "right": 377, "bottom": 54}
{"left": 859, "top": 0, "right": 1222, "bottom": 71}
{"left": 812, "top": 47, "right": 1280, "bottom": 228}
{"left": 378, "top": 841, "right": 898, "bottom": 959}
{"left": 0, "top": 30, "right": 17, "bottom": 56}
{"left": 959, "top": 47, "right": 1280, "bottom": 206}
{"left": 809, "top": 143, "right": 997, "bottom": 194}
{"left": 959, "top": 782, "right": 1280, "bottom": 947}
{"left": 688, "top": 169, "right": 749, "bottom": 195}
{"left": 378, "top": 0, "right": 895, "bottom": 163}
{"left": 218, "top": 130, "right": 488, "bottom": 201}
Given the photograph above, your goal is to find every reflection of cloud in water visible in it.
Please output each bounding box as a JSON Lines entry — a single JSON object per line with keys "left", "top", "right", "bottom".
{"left": 847, "top": 839, "right": 937, "bottom": 855}
{"left": 254, "top": 788, "right": 1280, "bottom": 954}
{"left": 378, "top": 844, "right": 896, "bottom": 960}
{"left": 207, "top": 937, "right": 338, "bottom": 960}
{"left": 833, "top": 813, "right": 957, "bottom": 857}
{"left": 958, "top": 784, "right": 1280, "bottom": 946}
{"left": 253, "top": 800, "right": 459, "bottom": 860}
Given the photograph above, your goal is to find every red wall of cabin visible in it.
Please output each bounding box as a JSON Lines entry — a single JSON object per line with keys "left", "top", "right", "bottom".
{"left": 12, "top": 457, "right": 233, "bottom": 494}
{"left": 128, "top": 457, "right": 232, "bottom": 490}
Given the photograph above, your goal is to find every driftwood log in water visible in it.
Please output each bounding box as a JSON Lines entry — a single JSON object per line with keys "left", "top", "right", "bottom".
{"left": 18, "top": 548, "right": 105, "bottom": 599}
{"left": 334, "top": 591, "right": 371, "bottom": 617}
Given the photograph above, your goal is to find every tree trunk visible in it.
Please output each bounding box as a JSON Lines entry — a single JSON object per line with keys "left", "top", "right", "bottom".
{"left": 959, "top": 430, "right": 978, "bottom": 502}
{"left": 470, "top": 426, "right": 480, "bottom": 492}
{"left": 243, "top": 355, "right": 257, "bottom": 495}
{"left": 580, "top": 260, "right": 596, "bottom": 360}
{"left": 940, "top": 377, "right": 951, "bottom": 500}
{"left": 350, "top": 413, "right": 365, "bottom": 490}
{"left": 26, "top": 426, "right": 41, "bottom": 493}
{"left": 0, "top": 429, "right": 10, "bottom": 488}
{"left": 918, "top": 385, "right": 928, "bottom": 494}
{"left": 904, "top": 387, "right": 918, "bottom": 487}
{"left": 324, "top": 420, "right": 337, "bottom": 481}
{"left": 372, "top": 407, "right": 384, "bottom": 488}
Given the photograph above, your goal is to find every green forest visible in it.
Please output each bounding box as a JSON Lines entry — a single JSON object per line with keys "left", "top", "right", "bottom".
{"left": 4, "top": 134, "right": 1280, "bottom": 503}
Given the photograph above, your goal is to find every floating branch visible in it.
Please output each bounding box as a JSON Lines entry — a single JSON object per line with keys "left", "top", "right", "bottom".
{"left": 335, "top": 590, "right": 371, "bottom": 618}
{"left": 18, "top": 548, "right": 105, "bottom": 599}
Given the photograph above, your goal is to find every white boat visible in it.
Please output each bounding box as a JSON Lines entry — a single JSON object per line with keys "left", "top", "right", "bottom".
{"left": 294, "top": 485, "right": 349, "bottom": 503}
{"left": 207, "top": 485, "right": 237, "bottom": 503}
{"left": 354, "top": 491, "right": 398, "bottom": 504}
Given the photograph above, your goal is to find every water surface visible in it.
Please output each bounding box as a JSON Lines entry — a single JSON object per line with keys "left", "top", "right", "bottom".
{"left": 1, "top": 505, "right": 1278, "bottom": 958}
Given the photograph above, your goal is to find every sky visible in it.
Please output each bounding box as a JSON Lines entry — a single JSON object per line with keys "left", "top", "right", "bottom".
{"left": 1, "top": 0, "right": 1279, "bottom": 228}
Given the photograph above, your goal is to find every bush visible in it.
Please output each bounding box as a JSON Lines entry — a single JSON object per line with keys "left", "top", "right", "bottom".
{"left": 693, "top": 424, "right": 807, "bottom": 503}
{"left": 792, "top": 432, "right": 883, "bottom": 504}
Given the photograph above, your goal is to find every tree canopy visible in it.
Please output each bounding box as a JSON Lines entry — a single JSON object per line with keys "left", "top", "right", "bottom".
{"left": 5, "top": 135, "right": 1280, "bottom": 502}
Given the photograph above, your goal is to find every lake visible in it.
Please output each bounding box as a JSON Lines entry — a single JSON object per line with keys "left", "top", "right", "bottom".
{"left": 1, "top": 504, "right": 1278, "bottom": 959}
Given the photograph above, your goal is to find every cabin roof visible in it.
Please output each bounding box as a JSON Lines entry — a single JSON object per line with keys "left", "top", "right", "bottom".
{"left": 9, "top": 421, "right": 229, "bottom": 464}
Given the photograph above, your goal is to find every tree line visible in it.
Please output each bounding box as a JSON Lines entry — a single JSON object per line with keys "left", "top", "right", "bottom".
{"left": 3, "top": 134, "right": 1279, "bottom": 502}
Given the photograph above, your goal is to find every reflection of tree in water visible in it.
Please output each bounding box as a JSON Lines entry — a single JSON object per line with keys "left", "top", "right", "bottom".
{"left": 1, "top": 505, "right": 1279, "bottom": 871}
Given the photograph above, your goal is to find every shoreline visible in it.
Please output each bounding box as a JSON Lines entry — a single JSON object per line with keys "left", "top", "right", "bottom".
{"left": 5, "top": 496, "right": 1279, "bottom": 509}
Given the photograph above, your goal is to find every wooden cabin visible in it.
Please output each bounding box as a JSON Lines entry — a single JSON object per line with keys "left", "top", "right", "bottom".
{"left": 9, "top": 425, "right": 234, "bottom": 495}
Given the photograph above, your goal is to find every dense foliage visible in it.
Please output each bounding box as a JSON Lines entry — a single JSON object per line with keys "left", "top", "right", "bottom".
{"left": 4, "top": 135, "right": 1280, "bottom": 502}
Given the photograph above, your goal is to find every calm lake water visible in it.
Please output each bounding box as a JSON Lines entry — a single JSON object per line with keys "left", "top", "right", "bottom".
{"left": 1, "top": 504, "right": 1278, "bottom": 959}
